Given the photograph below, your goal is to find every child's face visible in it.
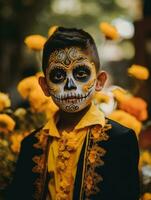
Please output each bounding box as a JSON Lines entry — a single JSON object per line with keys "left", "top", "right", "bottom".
{"left": 40, "top": 47, "right": 106, "bottom": 113}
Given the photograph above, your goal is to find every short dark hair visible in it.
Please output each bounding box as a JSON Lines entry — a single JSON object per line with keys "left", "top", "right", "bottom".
{"left": 42, "top": 27, "right": 100, "bottom": 74}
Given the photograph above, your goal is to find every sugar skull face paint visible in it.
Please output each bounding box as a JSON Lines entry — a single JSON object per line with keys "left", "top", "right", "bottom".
{"left": 46, "top": 47, "right": 97, "bottom": 113}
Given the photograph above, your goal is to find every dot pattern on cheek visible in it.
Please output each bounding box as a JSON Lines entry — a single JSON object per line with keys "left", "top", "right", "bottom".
{"left": 82, "top": 79, "right": 96, "bottom": 93}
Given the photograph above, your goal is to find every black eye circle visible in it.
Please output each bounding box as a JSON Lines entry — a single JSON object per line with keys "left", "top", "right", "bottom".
{"left": 49, "top": 68, "right": 66, "bottom": 83}
{"left": 73, "top": 65, "right": 91, "bottom": 82}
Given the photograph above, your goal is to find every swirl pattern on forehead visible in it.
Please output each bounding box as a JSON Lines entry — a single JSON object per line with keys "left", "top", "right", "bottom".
{"left": 48, "top": 47, "right": 87, "bottom": 68}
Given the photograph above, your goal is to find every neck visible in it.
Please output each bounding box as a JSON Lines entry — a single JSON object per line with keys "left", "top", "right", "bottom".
{"left": 57, "top": 104, "right": 91, "bottom": 132}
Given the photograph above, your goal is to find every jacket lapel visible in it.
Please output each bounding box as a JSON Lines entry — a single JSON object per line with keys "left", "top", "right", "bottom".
{"left": 32, "top": 129, "right": 51, "bottom": 200}
{"left": 73, "top": 119, "right": 112, "bottom": 200}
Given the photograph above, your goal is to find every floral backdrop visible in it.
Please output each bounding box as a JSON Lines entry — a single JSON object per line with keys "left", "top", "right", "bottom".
{"left": 0, "top": 23, "right": 151, "bottom": 200}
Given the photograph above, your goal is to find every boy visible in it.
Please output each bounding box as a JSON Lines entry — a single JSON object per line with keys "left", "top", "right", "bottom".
{"left": 7, "top": 27, "right": 140, "bottom": 200}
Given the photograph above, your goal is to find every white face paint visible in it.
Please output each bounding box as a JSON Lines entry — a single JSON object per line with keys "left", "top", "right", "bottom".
{"left": 46, "top": 47, "right": 97, "bottom": 113}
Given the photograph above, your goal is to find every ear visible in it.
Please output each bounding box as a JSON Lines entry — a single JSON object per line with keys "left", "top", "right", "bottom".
{"left": 95, "top": 71, "right": 107, "bottom": 91}
{"left": 38, "top": 76, "right": 51, "bottom": 97}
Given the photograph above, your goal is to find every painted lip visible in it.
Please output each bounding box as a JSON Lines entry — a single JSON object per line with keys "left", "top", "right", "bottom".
{"left": 53, "top": 90, "right": 92, "bottom": 102}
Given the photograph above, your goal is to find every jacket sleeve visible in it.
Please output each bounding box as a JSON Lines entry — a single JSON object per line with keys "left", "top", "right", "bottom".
{"left": 119, "top": 129, "right": 140, "bottom": 200}
{"left": 6, "top": 136, "right": 35, "bottom": 200}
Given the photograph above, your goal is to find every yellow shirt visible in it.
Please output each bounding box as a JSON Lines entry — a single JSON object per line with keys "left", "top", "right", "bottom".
{"left": 42, "top": 103, "right": 105, "bottom": 200}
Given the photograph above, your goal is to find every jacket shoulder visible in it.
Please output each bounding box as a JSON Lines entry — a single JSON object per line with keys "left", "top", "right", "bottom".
{"left": 21, "top": 126, "right": 43, "bottom": 146}
{"left": 106, "top": 118, "right": 136, "bottom": 139}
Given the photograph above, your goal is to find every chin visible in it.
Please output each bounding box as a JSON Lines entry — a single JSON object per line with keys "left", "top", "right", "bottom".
{"left": 57, "top": 101, "right": 91, "bottom": 113}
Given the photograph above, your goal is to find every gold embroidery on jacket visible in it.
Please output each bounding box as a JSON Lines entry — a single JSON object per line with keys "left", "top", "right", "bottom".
{"left": 81, "top": 119, "right": 112, "bottom": 200}
{"left": 32, "top": 129, "right": 50, "bottom": 200}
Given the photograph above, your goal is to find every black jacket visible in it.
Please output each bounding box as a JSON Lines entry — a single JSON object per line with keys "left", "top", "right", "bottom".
{"left": 6, "top": 119, "right": 140, "bottom": 200}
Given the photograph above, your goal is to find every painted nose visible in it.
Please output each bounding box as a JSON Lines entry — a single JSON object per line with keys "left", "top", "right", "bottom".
{"left": 64, "top": 78, "right": 77, "bottom": 90}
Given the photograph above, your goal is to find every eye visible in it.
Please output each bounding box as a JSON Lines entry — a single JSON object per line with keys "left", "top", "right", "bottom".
{"left": 49, "top": 68, "right": 66, "bottom": 83}
{"left": 73, "top": 65, "right": 91, "bottom": 82}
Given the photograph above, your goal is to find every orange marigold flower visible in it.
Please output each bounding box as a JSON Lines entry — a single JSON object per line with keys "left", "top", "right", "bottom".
{"left": 29, "top": 87, "right": 49, "bottom": 112}
{"left": 0, "top": 114, "right": 15, "bottom": 133}
{"left": 24, "top": 35, "right": 47, "bottom": 51}
{"left": 112, "top": 87, "right": 131, "bottom": 102}
{"left": 99, "top": 22, "right": 119, "bottom": 40}
{"left": 0, "top": 92, "right": 11, "bottom": 111}
{"left": 119, "top": 97, "right": 148, "bottom": 121}
{"left": 142, "top": 193, "right": 151, "bottom": 200}
{"left": 0, "top": 138, "right": 8, "bottom": 146}
{"left": 17, "top": 74, "right": 58, "bottom": 115}
{"left": 108, "top": 110, "right": 142, "bottom": 135}
{"left": 139, "top": 151, "right": 151, "bottom": 170}
{"left": 10, "top": 133, "right": 24, "bottom": 153}
{"left": 45, "top": 101, "right": 59, "bottom": 119}
{"left": 128, "top": 64, "right": 149, "bottom": 80}
{"left": 29, "top": 87, "right": 58, "bottom": 114}
{"left": 48, "top": 25, "right": 58, "bottom": 37}
{"left": 17, "top": 76, "right": 39, "bottom": 99}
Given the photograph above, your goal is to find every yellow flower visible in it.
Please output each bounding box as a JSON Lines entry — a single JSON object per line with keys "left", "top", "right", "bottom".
{"left": 48, "top": 25, "right": 58, "bottom": 37}
{"left": 108, "top": 110, "right": 142, "bottom": 135}
{"left": 0, "top": 114, "right": 15, "bottom": 133}
{"left": 17, "top": 74, "right": 58, "bottom": 115}
{"left": 10, "top": 133, "right": 24, "bottom": 153}
{"left": 29, "top": 87, "right": 58, "bottom": 114}
{"left": 24, "top": 35, "right": 47, "bottom": 51}
{"left": 29, "top": 87, "right": 48, "bottom": 111}
{"left": 14, "top": 108, "right": 27, "bottom": 118}
{"left": 0, "top": 138, "right": 8, "bottom": 146}
{"left": 112, "top": 88, "right": 131, "bottom": 102}
{"left": 0, "top": 92, "right": 11, "bottom": 111}
{"left": 128, "top": 64, "right": 149, "bottom": 80}
{"left": 142, "top": 193, "right": 151, "bottom": 200}
{"left": 45, "top": 101, "right": 58, "bottom": 119}
{"left": 139, "top": 151, "right": 151, "bottom": 168}
{"left": 99, "top": 22, "right": 119, "bottom": 40}
{"left": 93, "top": 91, "right": 110, "bottom": 104}
{"left": 119, "top": 97, "right": 148, "bottom": 121}
{"left": 17, "top": 76, "right": 39, "bottom": 99}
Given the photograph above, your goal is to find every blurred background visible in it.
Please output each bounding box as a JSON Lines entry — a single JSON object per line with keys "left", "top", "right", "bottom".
{"left": 0, "top": 0, "right": 151, "bottom": 199}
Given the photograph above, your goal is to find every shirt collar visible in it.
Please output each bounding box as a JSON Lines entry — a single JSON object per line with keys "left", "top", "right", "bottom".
{"left": 43, "top": 103, "right": 105, "bottom": 138}
{"left": 74, "top": 103, "right": 105, "bottom": 130}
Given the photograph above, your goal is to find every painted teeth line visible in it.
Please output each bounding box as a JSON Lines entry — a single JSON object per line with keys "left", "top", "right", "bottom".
{"left": 53, "top": 90, "right": 92, "bottom": 101}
